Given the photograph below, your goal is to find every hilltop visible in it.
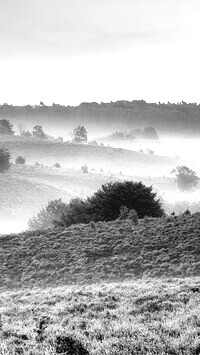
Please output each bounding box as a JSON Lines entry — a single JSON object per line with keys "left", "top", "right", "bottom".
{"left": 1, "top": 213, "right": 200, "bottom": 290}
{"left": 1, "top": 101, "right": 200, "bottom": 136}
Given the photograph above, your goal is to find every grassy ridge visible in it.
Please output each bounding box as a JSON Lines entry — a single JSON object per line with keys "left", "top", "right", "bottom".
{"left": 1, "top": 278, "right": 200, "bottom": 354}
{"left": 1, "top": 214, "right": 200, "bottom": 290}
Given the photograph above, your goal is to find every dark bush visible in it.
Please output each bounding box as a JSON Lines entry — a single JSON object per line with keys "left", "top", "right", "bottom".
{"left": 0, "top": 147, "right": 12, "bottom": 172}
{"left": 88, "top": 181, "right": 164, "bottom": 221}
{"left": 29, "top": 181, "right": 163, "bottom": 230}
{"left": 55, "top": 335, "right": 89, "bottom": 355}
{"left": 15, "top": 156, "right": 25, "bottom": 164}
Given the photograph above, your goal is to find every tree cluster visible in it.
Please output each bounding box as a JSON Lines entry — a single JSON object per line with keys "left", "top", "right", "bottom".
{"left": 172, "top": 166, "right": 199, "bottom": 191}
{"left": 29, "top": 181, "right": 164, "bottom": 230}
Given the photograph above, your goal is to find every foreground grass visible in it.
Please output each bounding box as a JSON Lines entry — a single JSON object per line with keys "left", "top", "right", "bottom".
{"left": 1, "top": 278, "right": 200, "bottom": 354}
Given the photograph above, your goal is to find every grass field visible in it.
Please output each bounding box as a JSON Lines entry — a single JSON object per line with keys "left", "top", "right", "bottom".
{"left": 1, "top": 205, "right": 200, "bottom": 353}
{"left": 1, "top": 278, "right": 200, "bottom": 354}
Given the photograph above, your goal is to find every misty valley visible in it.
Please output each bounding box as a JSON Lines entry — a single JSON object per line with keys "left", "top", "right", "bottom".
{"left": 1, "top": 102, "right": 200, "bottom": 354}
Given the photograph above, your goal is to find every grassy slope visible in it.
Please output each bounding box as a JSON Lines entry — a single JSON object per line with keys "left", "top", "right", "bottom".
{"left": 1, "top": 214, "right": 200, "bottom": 290}
{"left": 0, "top": 163, "right": 180, "bottom": 233}
{"left": 1, "top": 278, "right": 200, "bottom": 354}
{"left": 0, "top": 136, "right": 178, "bottom": 175}
{"left": 0, "top": 165, "right": 109, "bottom": 232}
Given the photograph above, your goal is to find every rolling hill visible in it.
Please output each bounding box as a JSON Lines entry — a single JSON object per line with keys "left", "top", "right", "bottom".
{"left": 0, "top": 164, "right": 109, "bottom": 233}
{"left": 0, "top": 136, "right": 178, "bottom": 176}
{"left": 1, "top": 213, "right": 200, "bottom": 290}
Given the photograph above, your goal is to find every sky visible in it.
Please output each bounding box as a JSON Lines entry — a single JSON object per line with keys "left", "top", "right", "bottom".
{"left": 0, "top": 0, "right": 200, "bottom": 105}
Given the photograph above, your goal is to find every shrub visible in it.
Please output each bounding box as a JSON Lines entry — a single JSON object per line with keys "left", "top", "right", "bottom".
{"left": 32, "top": 125, "right": 47, "bottom": 139}
{"left": 81, "top": 165, "right": 88, "bottom": 173}
{"left": 54, "top": 162, "right": 61, "bottom": 168}
{"left": 0, "top": 119, "right": 14, "bottom": 135}
{"left": 55, "top": 336, "right": 89, "bottom": 355}
{"left": 88, "top": 139, "right": 98, "bottom": 146}
{"left": 15, "top": 156, "right": 25, "bottom": 164}
{"left": 143, "top": 127, "right": 159, "bottom": 140}
{"left": 55, "top": 198, "right": 91, "bottom": 227}
{"left": 128, "top": 209, "right": 138, "bottom": 225}
{"left": 0, "top": 147, "right": 12, "bottom": 172}
{"left": 118, "top": 206, "right": 129, "bottom": 220}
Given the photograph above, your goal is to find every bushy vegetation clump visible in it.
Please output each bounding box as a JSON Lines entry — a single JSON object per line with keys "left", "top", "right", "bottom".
{"left": 81, "top": 164, "right": 88, "bottom": 173}
{"left": 0, "top": 119, "right": 14, "bottom": 135}
{"left": 32, "top": 125, "right": 47, "bottom": 139}
{"left": 109, "top": 127, "right": 159, "bottom": 141}
{"left": 172, "top": 165, "right": 199, "bottom": 190}
{"left": 87, "top": 181, "right": 164, "bottom": 222}
{"left": 15, "top": 156, "right": 26, "bottom": 164}
{"left": 29, "top": 181, "right": 164, "bottom": 230}
{"left": 0, "top": 147, "right": 11, "bottom": 172}
{"left": 29, "top": 199, "right": 67, "bottom": 230}
{"left": 72, "top": 125, "right": 88, "bottom": 143}
{"left": 54, "top": 162, "right": 61, "bottom": 168}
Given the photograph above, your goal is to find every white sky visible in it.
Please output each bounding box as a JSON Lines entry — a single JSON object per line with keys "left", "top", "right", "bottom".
{"left": 0, "top": 0, "right": 200, "bottom": 105}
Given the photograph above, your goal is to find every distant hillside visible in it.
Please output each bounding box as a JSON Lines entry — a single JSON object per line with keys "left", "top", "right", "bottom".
{"left": 1, "top": 214, "right": 200, "bottom": 290}
{"left": 1, "top": 101, "right": 200, "bottom": 136}
{"left": 0, "top": 164, "right": 108, "bottom": 233}
{"left": 0, "top": 136, "right": 178, "bottom": 175}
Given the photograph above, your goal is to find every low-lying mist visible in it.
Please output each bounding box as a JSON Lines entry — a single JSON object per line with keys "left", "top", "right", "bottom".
{"left": 1, "top": 121, "right": 200, "bottom": 234}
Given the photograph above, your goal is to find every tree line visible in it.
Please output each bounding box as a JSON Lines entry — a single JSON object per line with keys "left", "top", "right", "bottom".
{"left": 1, "top": 100, "right": 200, "bottom": 135}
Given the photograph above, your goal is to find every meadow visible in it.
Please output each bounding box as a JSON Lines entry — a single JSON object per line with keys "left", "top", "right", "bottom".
{"left": 1, "top": 278, "right": 200, "bottom": 354}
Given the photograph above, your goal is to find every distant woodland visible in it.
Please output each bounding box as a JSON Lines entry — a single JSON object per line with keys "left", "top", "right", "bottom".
{"left": 1, "top": 100, "right": 200, "bottom": 135}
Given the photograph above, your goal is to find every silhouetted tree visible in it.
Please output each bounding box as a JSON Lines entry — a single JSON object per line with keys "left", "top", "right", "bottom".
{"left": 88, "top": 181, "right": 164, "bottom": 221}
{"left": 172, "top": 166, "right": 199, "bottom": 190}
{"left": 0, "top": 147, "right": 12, "bottom": 172}
{"left": 0, "top": 119, "right": 14, "bottom": 135}
{"left": 72, "top": 125, "right": 88, "bottom": 143}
